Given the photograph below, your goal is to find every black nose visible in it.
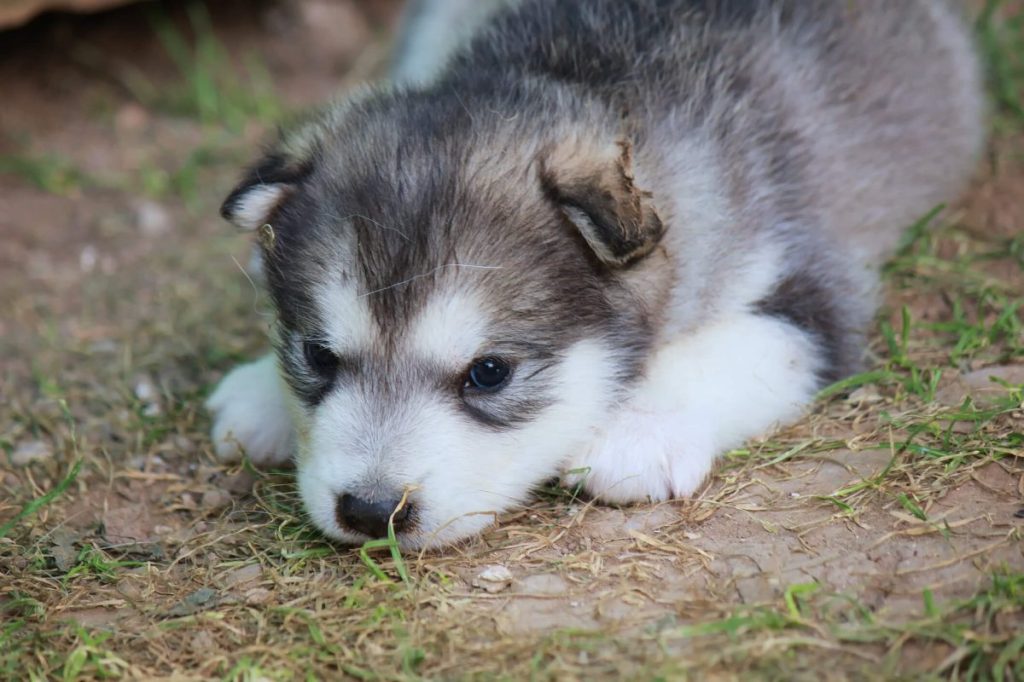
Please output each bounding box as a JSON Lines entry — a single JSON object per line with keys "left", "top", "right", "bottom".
{"left": 335, "top": 493, "right": 413, "bottom": 539}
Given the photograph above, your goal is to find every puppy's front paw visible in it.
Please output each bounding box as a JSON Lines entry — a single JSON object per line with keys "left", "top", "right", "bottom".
{"left": 206, "top": 354, "right": 295, "bottom": 467}
{"left": 562, "top": 407, "right": 717, "bottom": 504}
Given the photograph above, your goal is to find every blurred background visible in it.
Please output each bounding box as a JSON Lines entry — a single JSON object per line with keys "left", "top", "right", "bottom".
{"left": 0, "top": 0, "right": 406, "bottom": 426}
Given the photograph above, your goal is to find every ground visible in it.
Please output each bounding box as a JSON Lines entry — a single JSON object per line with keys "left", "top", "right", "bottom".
{"left": 0, "top": 1, "right": 1022, "bottom": 680}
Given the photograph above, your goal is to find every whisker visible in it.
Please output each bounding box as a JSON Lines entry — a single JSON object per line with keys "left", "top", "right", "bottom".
{"left": 345, "top": 212, "right": 411, "bottom": 242}
{"left": 231, "top": 254, "right": 276, "bottom": 325}
{"left": 358, "top": 263, "right": 503, "bottom": 298}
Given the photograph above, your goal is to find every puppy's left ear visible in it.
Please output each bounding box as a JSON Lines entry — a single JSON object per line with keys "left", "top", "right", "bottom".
{"left": 220, "top": 153, "right": 309, "bottom": 231}
{"left": 541, "top": 139, "right": 664, "bottom": 267}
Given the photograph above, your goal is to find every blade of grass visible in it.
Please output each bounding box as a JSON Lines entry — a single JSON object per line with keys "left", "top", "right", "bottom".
{"left": 816, "top": 369, "right": 891, "bottom": 400}
{"left": 783, "top": 582, "right": 820, "bottom": 619}
{"left": 358, "top": 486, "right": 417, "bottom": 585}
{"left": 0, "top": 459, "right": 82, "bottom": 540}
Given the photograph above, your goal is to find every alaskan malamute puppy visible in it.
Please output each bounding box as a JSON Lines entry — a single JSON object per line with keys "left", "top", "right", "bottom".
{"left": 207, "top": 0, "right": 984, "bottom": 548}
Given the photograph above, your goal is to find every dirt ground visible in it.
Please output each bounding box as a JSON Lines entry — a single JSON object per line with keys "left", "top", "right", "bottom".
{"left": 1, "top": 1, "right": 1022, "bottom": 680}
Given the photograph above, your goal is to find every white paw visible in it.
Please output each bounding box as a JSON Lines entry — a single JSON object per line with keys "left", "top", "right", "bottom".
{"left": 562, "top": 406, "right": 717, "bottom": 504}
{"left": 205, "top": 354, "right": 295, "bottom": 467}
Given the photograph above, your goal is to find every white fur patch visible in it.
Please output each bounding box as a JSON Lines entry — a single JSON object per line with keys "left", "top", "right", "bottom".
{"left": 227, "top": 184, "right": 288, "bottom": 231}
{"left": 563, "top": 312, "right": 822, "bottom": 503}
{"left": 206, "top": 353, "right": 295, "bottom": 466}
{"left": 316, "top": 279, "right": 376, "bottom": 351}
{"left": 406, "top": 290, "right": 488, "bottom": 365}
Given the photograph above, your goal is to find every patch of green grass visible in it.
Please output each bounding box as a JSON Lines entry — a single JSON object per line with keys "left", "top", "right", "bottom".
{"left": 248, "top": 473, "right": 344, "bottom": 567}
{"left": 818, "top": 305, "right": 947, "bottom": 404}
{"left": 896, "top": 492, "right": 928, "bottom": 521}
{"left": 658, "top": 570, "right": 1024, "bottom": 679}
{"left": 879, "top": 306, "right": 944, "bottom": 401}
{"left": 61, "top": 546, "right": 146, "bottom": 586}
{"left": 0, "top": 458, "right": 81, "bottom": 541}
{"left": 60, "top": 627, "right": 130, "bottom": 681}
{"left": 0, "top": 153, "right": 87, "bottom": 195}
{"left": 220, "top": 656, "right": 276, "bottom": 682}
{"left": 0, "top": 596, "right": 46, "bottom": 679}
{"left": 925, "top": 289, "right": 1024, "bottom": 364}
{"left": 886, "top": 210, "right": 1021, "bottom": 298}
{"left": 0, "top": 397, "right": 82, "bottom": 538}
{"left": 671, "top": 608, "right": 795, "bottom": 639}
{"left": 977, "top": 0, "right": 1024, "bottom": 131}
{"left": 826, "top": 200, "right": 1024, "bottom": 408}
{"left": 815, "top": 451, "right": 899, "bottom": 512}
{"left": 135, "top": 140, "right": 256, "bottom": 212}
{"left": 869, "top": 569, "right": 1024, "bottom": 680}
{"left": 886, "top": 390, "right": 1022, "bottom": 463}
{"left": 815, "top": 369, "right": 891, "bottom": 400}
{"left": 535, "top": 467, "right": 589, "bottom": 503}
{"left": 128, "top": 2, "right": 281, "bottom": 130}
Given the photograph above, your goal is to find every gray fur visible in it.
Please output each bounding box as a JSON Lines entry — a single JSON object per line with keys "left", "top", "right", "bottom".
{"left": 216, "top": 0, "right": 984, "bottom": 541}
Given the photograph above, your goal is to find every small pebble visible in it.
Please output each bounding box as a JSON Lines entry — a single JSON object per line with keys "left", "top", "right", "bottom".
{"left": 89, "top": 339, "right": 118, "bottom": 354}
{"left": 79, "top": 245, "right": 98, "bottom": 272}
{"left": 135, "top": 200, "right": 172, "bottom": 237}
{"left": 11, "top": 440, "right": 53, "bottom": 466}
{"left": 201, "top": 489, "right": 231, "bottom": 511}
{"left": 134, "top": 375, "right": 158, "bottom": 402}
{"left": 244, "top": 588, "right": 271, "bottom": 605}
{"left": 190, "top": 630, "right": 216, "bottom": 652}
{"left": 129, "top": 454, "right": 167, "bottom": 471}
{"left": 224, "top": 563, "right": 263, "bottom": 588}
{"left": 134, "top": 375, "right": 162, "bottom": 416}
{"left": 472, "top": 565, "right": 514, "bottom": 593}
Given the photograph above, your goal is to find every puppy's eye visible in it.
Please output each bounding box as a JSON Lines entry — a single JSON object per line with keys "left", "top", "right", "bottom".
{"left": 303, "top": 341, "right": 339, "bottom": 376}
{"left": 465, "top": 357, "right": 511, "bottom": 392}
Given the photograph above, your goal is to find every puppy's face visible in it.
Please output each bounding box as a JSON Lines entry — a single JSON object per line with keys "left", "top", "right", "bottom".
{"left": 222, "top": 88, "right": 666, "bottom": 547}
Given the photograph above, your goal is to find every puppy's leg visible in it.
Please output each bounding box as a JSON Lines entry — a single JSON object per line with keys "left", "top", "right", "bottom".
{"left": 206, "top": 353, "right": 295, "bottom": 466}
{"left": 563, "top": 312, "right": 825, "bottom": 503}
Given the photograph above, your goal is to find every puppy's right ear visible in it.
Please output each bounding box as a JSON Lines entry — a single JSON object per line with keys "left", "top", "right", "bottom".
{"left": 220, "top": 153, "right": 309, "bottom": 231}
{"left": 540, "top": 138, "right": 664, "bottom": 267}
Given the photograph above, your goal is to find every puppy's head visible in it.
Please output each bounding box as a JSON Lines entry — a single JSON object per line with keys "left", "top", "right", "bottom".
{"left": 221, "top": 84, "right": 668, "bottom": 547}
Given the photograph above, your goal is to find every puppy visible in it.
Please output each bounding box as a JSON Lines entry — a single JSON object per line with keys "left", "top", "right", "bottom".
{"left": 207, "top": 0, "right": 984, "bottom": 548}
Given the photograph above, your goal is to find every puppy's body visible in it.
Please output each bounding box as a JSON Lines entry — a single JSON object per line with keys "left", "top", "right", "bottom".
{"left": 207, "top": 0, "right": 984, "bottom": 547}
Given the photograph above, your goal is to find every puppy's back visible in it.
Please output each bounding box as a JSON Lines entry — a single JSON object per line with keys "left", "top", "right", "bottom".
{"left": 443, "top": 0, "right": 984, "bottom": 262}
{"left": 782, "top": 0, "right": 984, "bottom": 260}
